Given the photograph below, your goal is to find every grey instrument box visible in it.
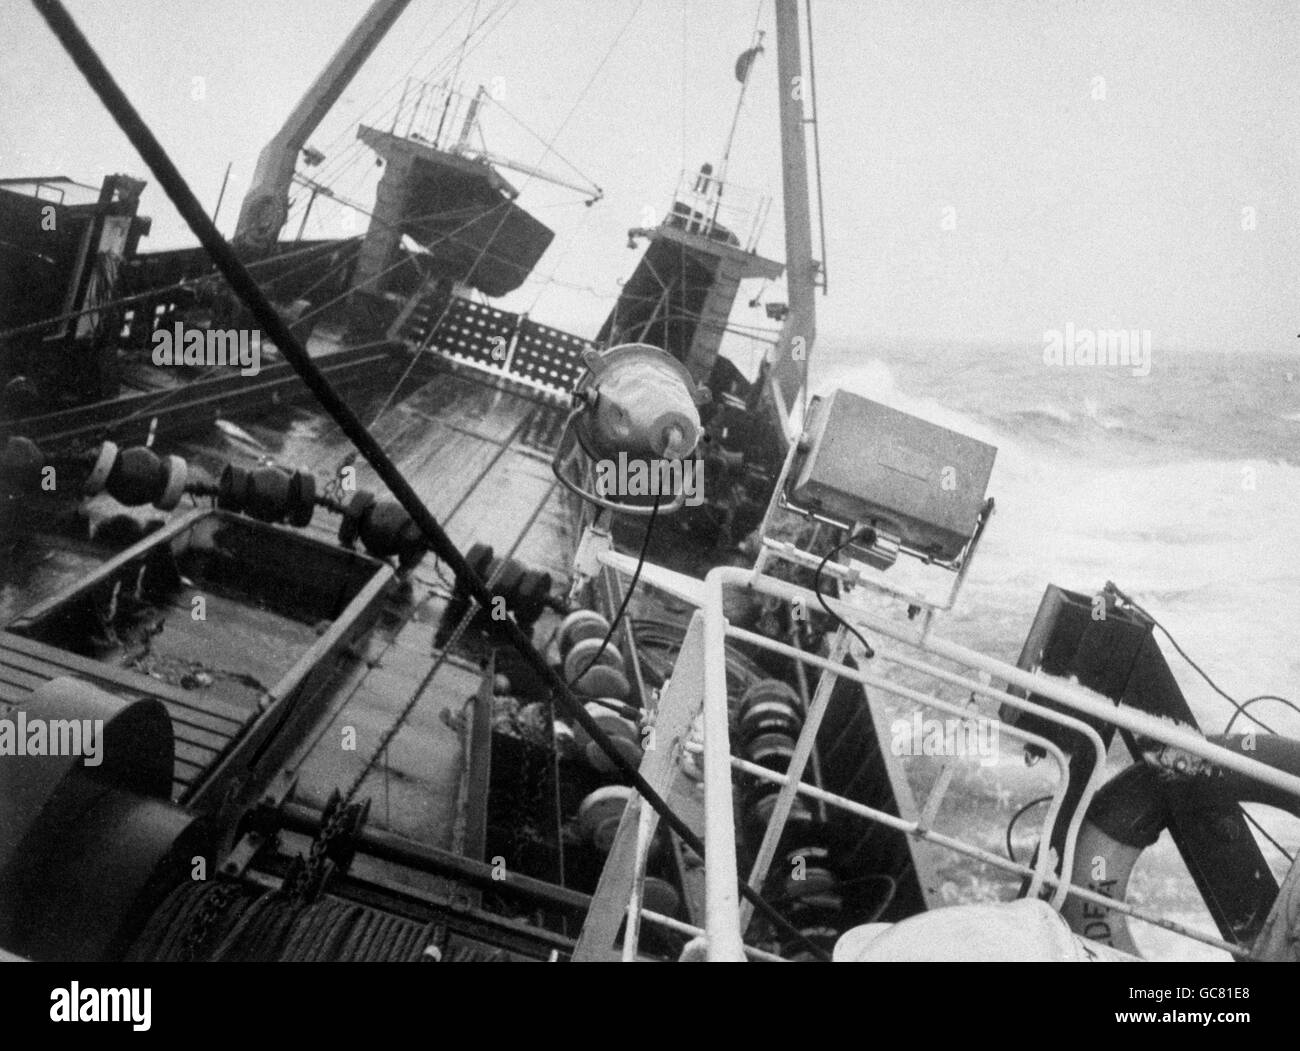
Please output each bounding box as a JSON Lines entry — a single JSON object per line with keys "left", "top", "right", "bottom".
{"left": 790, "top": 389, "right": 996, "bottom": 561}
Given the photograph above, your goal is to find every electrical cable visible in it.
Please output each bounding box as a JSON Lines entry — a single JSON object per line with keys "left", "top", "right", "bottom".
{"left": 1110, "top": 583, "right": 1300, "bottom": 858}
{"left": 33, "top": 0, "right": 827, "bottom": 961}
{"left": 567, "top": 496, "right": 660, "bottom": 689}
{"left": 1224, "top": 695, "right": 1300, "bottom": 735}
{"left": 813, "top": 529, "right": 876, "bottom": 659}
{"left": 1024, "top": 585, "right": 1299, "bottom": 865}
{"left": 1005, "top": 794, "right": 1052, "bottom": 865}
{"left": 1107, "top": 582, "right": 1295, "bottom": 737}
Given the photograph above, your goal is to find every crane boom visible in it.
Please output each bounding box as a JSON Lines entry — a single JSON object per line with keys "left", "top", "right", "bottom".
{"left": 233, "top": 0, "right": 415, "bottom": 250}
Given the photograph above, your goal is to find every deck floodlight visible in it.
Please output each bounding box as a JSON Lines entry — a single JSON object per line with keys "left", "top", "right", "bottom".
{"left": 781, "top": 389, "right": 997, "bottom": 574}
{"left": 552, "top": 342, "right": 709, "bottom": 515}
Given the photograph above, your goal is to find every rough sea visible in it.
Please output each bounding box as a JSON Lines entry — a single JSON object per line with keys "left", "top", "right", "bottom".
{"left": 812, "top": 339, "right": 1300, "bottom": 959}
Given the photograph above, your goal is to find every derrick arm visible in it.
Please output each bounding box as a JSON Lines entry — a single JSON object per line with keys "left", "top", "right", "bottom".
{"left": 233, "top": 0, "right": 415, "bottom": 250}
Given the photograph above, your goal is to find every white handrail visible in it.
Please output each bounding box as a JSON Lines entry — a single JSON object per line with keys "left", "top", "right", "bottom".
{"left": 600, "top": 552, "right": 1300, "bottom": 961}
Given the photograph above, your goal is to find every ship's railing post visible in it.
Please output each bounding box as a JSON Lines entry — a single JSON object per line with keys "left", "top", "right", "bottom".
{"left": 594, "top": 555, "right": 1300, "bottom": 959}
{"left": 737, "top": 626, "right": 849, "bottom": 932}
{"left": 700, "top": 568, "right": 747, "bottom": 960}
{"left": 686, "top": 565, "right": 1300, "bottom": 958}
{"left": 621, "top": 798, "right": 658, "bottom": 961}
{"left": 572, "top": 608, "right": 706, "bottom": 960}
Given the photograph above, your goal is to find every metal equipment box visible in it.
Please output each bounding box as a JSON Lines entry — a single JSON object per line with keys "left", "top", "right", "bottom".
{"left": 790, "top": 389, "right": 996, "bottom": 561}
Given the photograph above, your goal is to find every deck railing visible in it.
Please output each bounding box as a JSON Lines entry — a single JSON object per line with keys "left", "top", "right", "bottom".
{"left": 665, "top": 169, "right": 772, "bottom": 254}
{"left": 590, "top": 550, "right": 1300, "bottom": 962}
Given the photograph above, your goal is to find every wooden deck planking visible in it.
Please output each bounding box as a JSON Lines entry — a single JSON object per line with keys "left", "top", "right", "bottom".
{"left": 0, "top": 630, "right": 250, "bottom": 797}
{"left": 289, "top": 653, "right": 480, "bottom": 852}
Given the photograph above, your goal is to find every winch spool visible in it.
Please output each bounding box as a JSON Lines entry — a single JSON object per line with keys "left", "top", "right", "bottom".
{"left": 0, "top": 677, "right": 211, "bottom": 962}
{"left": 577, "top": 785, "right": 635, "bottom": 853}
{"left": 337, "top": 490, "right": 377, "bottom": 548}
{"left": 105, "top": 446, "right": 169, "bottom": 507}
{"left": 287, "top": 469, "right": 316, "bottom": 528}
{"left": 0, "top": 436, "right": 44, "bottom": 491}
{"left": 217, "top": 463, "right": 251, "bottom": 511}
{"left": 244, "top": 465, "right": 293, "bottom": 522}
{"left": 781, "top": 845, "right": 842, "bottom": 908}
{"left": 576, "top": 785, "right": 670, "bottom": 858}
{"left": 439, "top": 548, "right": 552, "bottom": 636}
{"left": 82, "top": 441, "right": 118, "bottom": 496}
{"left": 744, "top": 784, "right": 816, "bottom": 842}
{"left": 563, "top": 636, "right": 624, "bottom": 683}
{"left": 641, "top": 877, "right": 682, "bottom": 920}
{"left": 558, "top": 609, "right": 611, "bottom": 658}
{"left": 738, "top": 679, "right": 805, "bottom": 750}
{"left": 745, "top": 732, "right": 798, "bottom": 770}
{"left": 483, "top": 557, "right": 525, "bottom": 604}
{"left": 571, "top": 664, "right": 631, "bottom": 701}
{"left": 353, "top": 497, "right": 429, "bottom": 569}
{"left": 571, "top": 701, "right": 643, "bottom": 775}
{"left": 775, "top": 847, "right": 845, "bottom": 960}
{"left": 511, "top": 570, "right": 553, "bottom": 628}
{"left": 357, "top": 500, "right": 416, "bottom": 559}
{"left": 154, "top": 454, "right": 188, "bottom": 511}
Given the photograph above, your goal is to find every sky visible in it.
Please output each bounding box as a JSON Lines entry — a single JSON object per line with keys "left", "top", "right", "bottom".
{"left": 2, "top": 0, "right": 1296, "bottom": 355}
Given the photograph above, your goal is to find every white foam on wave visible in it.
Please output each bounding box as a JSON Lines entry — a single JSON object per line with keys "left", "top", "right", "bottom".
{"left": 817, "top": 355, "right": 1300, "bottom": 733}
{"left": 972, "top": 452, "right": 1300, "bottom": 731}
{"left": 816, "top": 355, "right": 1300, "bottom": 957}
{"left": 814, "top": 358, "right": 1026, "bottom": 466}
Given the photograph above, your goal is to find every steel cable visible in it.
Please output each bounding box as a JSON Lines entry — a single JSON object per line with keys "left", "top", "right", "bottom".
{"left": 34, "top": 0, "right": 827, "bottom": 960}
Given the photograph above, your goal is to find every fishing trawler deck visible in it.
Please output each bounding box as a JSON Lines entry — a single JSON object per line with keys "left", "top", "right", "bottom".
{"left": 3, "top": 364, "right": 577, "bottom": 829}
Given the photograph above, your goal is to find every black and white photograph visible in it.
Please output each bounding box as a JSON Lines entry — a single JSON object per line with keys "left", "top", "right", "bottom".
{"left": 0, "top": 0, "right": 1296, "bottom": 1030}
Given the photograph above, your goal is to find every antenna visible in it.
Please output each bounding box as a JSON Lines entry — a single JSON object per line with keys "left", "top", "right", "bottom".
{"left": 712, "top": 30, "right": 759, "bottom": 200}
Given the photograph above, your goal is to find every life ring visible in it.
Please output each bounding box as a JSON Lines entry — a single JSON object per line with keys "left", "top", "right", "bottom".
{"left": 1062, "top": 733, "right": 1300, "bottom": 956}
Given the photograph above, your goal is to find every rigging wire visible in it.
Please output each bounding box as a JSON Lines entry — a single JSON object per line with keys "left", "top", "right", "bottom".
{"left": 521, "top": 201, "right": 600, "bottom": 317}
{"left": 441, "top": 0, "right": 482, "bottom": 143}
{"left": 476, "top": 92, "right": 605, "bottom": 195}
{"left": 303, "top": 0, "right": 507, "bottom": 190}
{"left": 283, "top": 0, "right": 518, "bottom": 235}
{"left": 303, "top": 0, "right": 521, "bottom": 210}
{"left": 34, "top": 0, "right": 828, "bottom": 959}
{"left": 63, "top": 137, "right": 539, "bottom": 442}
{"left": 363, "top": 0, "right": 647, "bottom": 427}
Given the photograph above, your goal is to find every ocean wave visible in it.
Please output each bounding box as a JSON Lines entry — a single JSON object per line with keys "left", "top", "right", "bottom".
{"left": 1005, "top": 406, "right": 1074, "bottom": 426}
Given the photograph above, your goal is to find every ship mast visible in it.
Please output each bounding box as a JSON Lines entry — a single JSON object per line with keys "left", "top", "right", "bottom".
{"left": 769, "top": 0, "right": 818, "bottom": 424}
